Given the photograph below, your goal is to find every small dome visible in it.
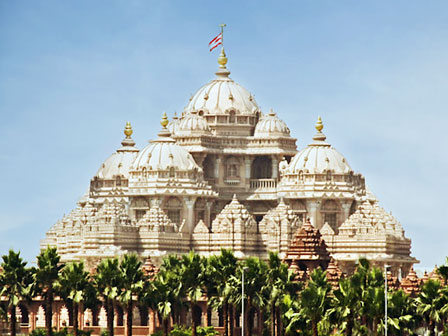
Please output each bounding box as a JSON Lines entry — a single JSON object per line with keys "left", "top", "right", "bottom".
{"left": 287, "top": 117, "right": 352, "bottom": 174}
{"left": 254, "top": 110, "right": 290, "bottom": 137}
{"left": 167, "top": 113, "right": 180, "bottom": 135}
{"left": 177, "top": 111, "right": 211, "bottom": 136}
{"left": 184, "top": 50, "right": 259, "bottom": 116}
{"left": 95, "top": 122, "right": 139, "bottom": 179}
{"left": 132, "top": 114, "right": 199, "bottom": 172}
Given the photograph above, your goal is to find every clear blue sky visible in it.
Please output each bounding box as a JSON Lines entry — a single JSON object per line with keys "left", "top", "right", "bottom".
{"left": 1, "top": 1, "right": 447, "bottom": 271}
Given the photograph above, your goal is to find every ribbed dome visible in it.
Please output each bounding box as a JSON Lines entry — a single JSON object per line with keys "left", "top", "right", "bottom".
{"left": 287, "top": 118, "right": 351, "bottom": 174}
{"left": 132, "top": 123, "right": 199, "bottom": 172}
{"left": 167, "top": 113, "right": 181, "bottom": 135}
{"left": 184, "top": 53, "right": 259, "bottom": 116}
{"left": 254, "top": 110, "right": 290, "bottom": 137}
{"left": 95, "top": 122, "right": 139, "bottom": 179}
{"left": 177, "top": 111, "right": 211, "bottom": 136}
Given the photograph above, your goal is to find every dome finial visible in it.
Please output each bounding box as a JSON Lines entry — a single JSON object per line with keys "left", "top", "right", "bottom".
{"left": 121, "top": 121, "right": 136, "bottom": 148}
{"left": 124, "top": 121, "right": 133, "bottom": 138}
{"left": 161, "top": 112, "right": 169, "bottom": 129}
{"left": 312, "top": 116, "right": 327, "bottom": 142}
{"left": 218, "top": 48, "right": 228, "bottom": 69}
{"left": 315, "top": 116, "right": 324, "bottom": 133}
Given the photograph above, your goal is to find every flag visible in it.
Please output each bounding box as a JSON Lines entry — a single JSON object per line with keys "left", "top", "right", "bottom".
{"left": 209, "top": 33, "right": 222, "bottom": 52}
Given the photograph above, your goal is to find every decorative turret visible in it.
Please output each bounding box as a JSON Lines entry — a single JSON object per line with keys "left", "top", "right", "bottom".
{"left": 142, "top": 256, "right": 159, "bottom": 279}
{"left": 284, "top": 218, "right": 330, "bottom": 272}
{"left": 326, "top": 258, "right": 344, "bottom": 289}
{"left": 400, "top": 266, "right": 420, "bottom": 296}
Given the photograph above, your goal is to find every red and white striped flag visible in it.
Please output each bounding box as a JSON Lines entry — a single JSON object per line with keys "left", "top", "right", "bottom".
{"left": 209, "top": 33, "right": 222, "bottom": 52}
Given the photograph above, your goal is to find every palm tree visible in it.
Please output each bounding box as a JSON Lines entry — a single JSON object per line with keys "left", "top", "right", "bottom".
{"left": 386, "top": 289, "right": 416, "bottom": 336}
{"left": 298, "top": 268, "right": 332, "bottom": 336}
{"left": 0, "top": 250, "right": 32, "bottom": 336}
{"left": 264, "top": 252, "right": 301, "bottom": 336}
{"left": 178, "top": 251, "right": 207, "bottom": 336}
{"left": 239, "top": 257, "right": 268, "bottom": 336}
{"left": 437, "top": 258, "right": 448, "bottom": 286}
{"left": 328, "top": 277, "right": 359, "bottom": 336}
{"left": 94, "top": 258, "right": 121, "bottom": 336}
{"left": 207, "top": 249, "right": 239, "bottom": 336}
{"left": 34, "top": 246, "right": 64, "bottom": 336}
{"left": 415, "top": 279, "right": 446, "bottom": 336}
{"left": 55, "top": 262, "right": 92, "bottom": 336}
{"left": 118, "top": 254, "right": 145, "bottom": 336}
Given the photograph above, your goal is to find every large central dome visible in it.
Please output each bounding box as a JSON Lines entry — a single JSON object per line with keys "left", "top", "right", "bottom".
{"left": 181, "top": 49, "right": 261, "bottom": 136}
{"left": 184, "top": 50, "right": 260, "bottom": 116}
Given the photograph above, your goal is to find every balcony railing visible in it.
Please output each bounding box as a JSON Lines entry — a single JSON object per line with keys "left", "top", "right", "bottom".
{"left": 250, "top": 179, "right": 277, "bottom": 190}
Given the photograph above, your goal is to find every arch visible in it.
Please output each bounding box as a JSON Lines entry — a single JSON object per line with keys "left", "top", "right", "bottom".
{"left": 18, "top": 304, "right": 29, "bottom": 325}
{"left": 194, "top": 198, "right": 206, "bottom": 224}
{"left": 289, "top": 199, "right": 307, "bottom": 222}
{"left": 251, "top": 156, "right": 272, "bottom": 179}
{"left": 60, "top": 305, "right": 70, "bottom": 327}
{"left": 98, "top": 306, "right": 107, "bottom": 328}
{"left": 84, "top": 308, "right": 93, "bottom": 327}
{"left": 321, "top": 199, "right": 339, "bottom": 230}
{"left": 225, "top": 156, "right": 240, "bottom": 179}
{"left": 169, "top": 167, "right": 175, "bottom": 178}
{"left": 203, "top": 155, "right": 214, "bottom": 179}
{"left": 229, "top": 110, "right": 236, "bottom": 123}
{"left": 36, "top": 305, "right": 46, "bottom": 328}
{"left": 132, "top": 306, "right": 141, "bottom": 326}
{"left": 164, "top": 197, "right": 182, "bottom": 224}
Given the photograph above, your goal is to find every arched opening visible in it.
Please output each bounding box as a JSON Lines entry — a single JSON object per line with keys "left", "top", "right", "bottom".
{"left": 203, "top": 155, "right": 215, "bottom": 179}
{"left": 194, "top": 198, "right": 206, "bottom": 224}
{"left": 164, "top": 197, "right": 182, "bottom": 224}
{"left": 229, "top": 110, "right": 236, "bottom": 123}
{"left": 225, "top": 156, "right": 240, "bottom": 179}
{"left": 321, "top": 200, "right": 339, "bottom": 230}
{"left": 18, "top": 304, "right": 29, "bottom": 326}
{"left": 289, "top": 199, "right": 307, "bottom": 223}
{"left": 251, "top": 156, "right": 272, "bottom": 179}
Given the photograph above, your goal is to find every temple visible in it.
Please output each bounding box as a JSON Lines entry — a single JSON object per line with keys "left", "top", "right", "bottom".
{"left": 41, "top": 47, "right": 417, "bottom": 277}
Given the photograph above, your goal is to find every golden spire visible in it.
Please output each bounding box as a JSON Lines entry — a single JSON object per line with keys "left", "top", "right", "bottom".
{"left": 161, "top": 112, "right": 169, "bottom": 128}
{"left": 315, "top": 116, "right": 324, "bottom": 132}
{"left": 124, "top": 121, "right": 133, "bottom": 138}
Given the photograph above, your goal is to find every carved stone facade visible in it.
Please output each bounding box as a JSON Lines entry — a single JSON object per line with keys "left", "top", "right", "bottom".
{"left": 41, "top": 49, "right": 417, "bottom": 275}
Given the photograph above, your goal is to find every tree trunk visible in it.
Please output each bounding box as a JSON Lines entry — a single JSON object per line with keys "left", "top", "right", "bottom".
{"left": 229, "top": 304, "right": 234, "bottom": 336}
{"left": 312, "top": 320, "right": 318, "bottom": 336}
{"left": 223, "top": 302, "right": 228, "bottom": 336}
{"left": 270, "top": 305, "right": 275, "bottom": 336}
{"left": 191, "top": 303, "right": 197, "bottom": 336}
{"left": 46, "top": 290, "right": 53, "bottom": 336}
{"left": 346, "top": 318, "right": 353, "bottom": 336}
{"left": 276, "top": 307, "right": 282, "bottom": 336}
{"left": 248, "top": 307, "right": 254, "bottom": 336}
{"left": 10, "top": 305, "right": 16, "bottom": 336}
{"left": 163, "top": 318, "right": 169, "bottom": 336}
{"left": 73, "top": 303, "right": 79, "bottom": 336}
{"left": 106, "top": 299, "right": 115, "bottom": 336}
{"left": 126, "top": 302, "right": 133, "bottom": 336}
{"left": 429, "top": 320, "right": 436, "bottom": 336}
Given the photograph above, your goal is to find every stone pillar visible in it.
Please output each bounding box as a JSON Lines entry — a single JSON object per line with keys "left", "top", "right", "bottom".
{"left": 215, "top": 157, "right": 221, "bottom": 182}
{"left": 205, "top": 201, "right": 213, "bottom": 228}
{"left": 272, "top": 156, "right": 279, "bottom": 179}
{"left": 244, "top": 156, "right": 253, "bottom": 188}
{"left": 306, "top": 200, "right": 320, "bottom": 228}
{"left": 184, "top": 198, "right": 196, "bottom": 233}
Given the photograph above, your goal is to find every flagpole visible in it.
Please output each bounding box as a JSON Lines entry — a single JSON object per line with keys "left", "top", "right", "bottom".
{"left": 219, "top": 23, "right": 226, "bottom": 49}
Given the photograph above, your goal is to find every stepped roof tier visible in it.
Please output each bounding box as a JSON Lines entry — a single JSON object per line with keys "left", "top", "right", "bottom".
{"left": 326, "top": 258, "right": 345, "bottom": 289}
